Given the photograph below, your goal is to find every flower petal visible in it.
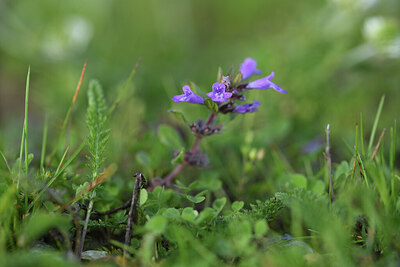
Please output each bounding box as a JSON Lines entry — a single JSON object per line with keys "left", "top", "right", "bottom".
{"left": 240, "top": 58, "right": 262, "bottom": 80}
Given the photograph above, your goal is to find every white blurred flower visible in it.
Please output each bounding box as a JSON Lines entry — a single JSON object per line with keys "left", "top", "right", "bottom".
{"left": 41, "top": 16, "right": 93, "bottom": 60}
{"left": 363, "top": 16, "right": 400, "bottom": 58}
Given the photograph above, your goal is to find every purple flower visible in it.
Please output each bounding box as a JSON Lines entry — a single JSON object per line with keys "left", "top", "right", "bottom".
{"left": 206, "top": 83, "right": 232, "bottom": 103}
{"left": 172, "top": 85, "right": 204, "bottom": 104}
{"left": 240, "top": 57, "right": 262, "bottom": 80}
{"left": 246, "top": 72, "right": 287, "bottom": 93}
{"left": 235, "top": 100, "right": 261, "bottom": 113}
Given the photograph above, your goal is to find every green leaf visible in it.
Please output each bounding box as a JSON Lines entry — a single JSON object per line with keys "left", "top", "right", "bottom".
{"left": 18, "top": 212, "right": 71, "bottom": 247}
{"left": 217, "top": 66, "right": 222, "bottom": 83}
{"left": 232, "top": 201, "right": 244, "bottom": 212}
{"left": 290, "top": 174, "right": 307, "bottom": 189}
{"left": 213, "top": 197, "right": 226, "bottom": 213}
{"left": 162, "top": 208, "right": 181, "bottom": 219}
{"left": 204, "top": 99, "right": 219, "bottom": 114}
{"left": 186, "top": 195, "right": 205, "bottom": 204}
{"left": 232, "top": 72, "right": 242, "bottom": 86}
{"left": 171, "top": 148, "right": 185, "bottom": 165}
{"left": 254, "top": 219, "right": 268, "bottom": 238}
{"left": 136, "top": 151, "right": 151, "bottom": 168}
{"left": 195, "top": 174, "right": 222, "bottom": 191}
{"left": 158, "top": 124, "right": 183, "bottom": 149}
{"left": 140, "top": 188, "right": 148, "bottom": 206}
{"left": 145, "top": 216, "right": 167, "bottom": 234}
{"left": 169, "top": 109, "right": 189, "bottom": 125}
{"left": 311, "top": 180, "right": 325, "bottom": 195}
{"left": 181, "top": 207, "right": 198, "bottom": 222}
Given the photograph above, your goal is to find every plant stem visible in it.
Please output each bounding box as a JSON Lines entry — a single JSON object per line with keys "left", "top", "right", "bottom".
{"left": 149, "top": 112, "right": 216, "bottom": 191}
{"left": 323, "top": 124, "right": 335, "bottom": 202}
{"left": 79, "top": 191, "right": 95, "bottom": 258}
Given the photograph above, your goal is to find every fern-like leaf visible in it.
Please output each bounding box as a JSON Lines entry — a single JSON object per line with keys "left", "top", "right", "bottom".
{"left": 86, "top": 79, "right": 109, "bottom": 179}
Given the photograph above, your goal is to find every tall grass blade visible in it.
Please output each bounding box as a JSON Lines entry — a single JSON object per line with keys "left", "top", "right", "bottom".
{"left": 40, "top": 114, "right": 48, "bottom": 172}
{"left": 47, "top": 60, "right": 87, "bottom": 166}
{"left": 367, "top": 95, "right": 385, "bottom": 156}
{"left": 109, "top": 58, "right": 141, "bottom": 115}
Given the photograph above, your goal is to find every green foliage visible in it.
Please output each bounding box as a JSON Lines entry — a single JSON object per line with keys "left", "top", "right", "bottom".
{"left": 86, "top": 79, "right": 109, "bottom": 177}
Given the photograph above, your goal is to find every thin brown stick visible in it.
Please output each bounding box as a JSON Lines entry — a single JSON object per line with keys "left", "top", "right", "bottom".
{"left": 370, "top": 128, "right": 386, "bottom": 161}
{"left": 124, "top": 173, "right": 144, "bottom": 257}
{"left": 95, "top": 199, "right": 132, "bottom": 216}
{"left": 323, "top": 124, "right": 335, "bottom": 202}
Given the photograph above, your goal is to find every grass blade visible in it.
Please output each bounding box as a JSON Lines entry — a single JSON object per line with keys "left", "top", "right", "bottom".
{"left": 360, "top": 112, "right": 365, "bottom": 158}
{"left": 367, "top": 95, "right": 385, "bottom": 156}
{"left": 47, "top": 60, "right": 87, "bottom": 166}
{"left": 28, "top": 142, "right": 85, "bottom": 211}
{"left": 109, "top": 58, "right": 141, "bottom": 115}
{"left": 40, "top": 114, "right": 48, "bottom": 172}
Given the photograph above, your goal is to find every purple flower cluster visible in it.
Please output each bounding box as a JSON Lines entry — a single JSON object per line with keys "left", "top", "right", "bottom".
{"left": 172, "top": 57, "right": 286, "bottom": 114}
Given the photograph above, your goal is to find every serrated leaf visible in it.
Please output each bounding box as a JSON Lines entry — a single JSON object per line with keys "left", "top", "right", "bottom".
{"left": 169, "top": 109, "right": 189, "bottom": 125}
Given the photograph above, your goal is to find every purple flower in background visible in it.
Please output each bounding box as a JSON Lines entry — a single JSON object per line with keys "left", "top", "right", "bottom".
{"left": 207, "top": 83, "right": 232, "bottom": 103}
{"left": 172, "top": 85, "right": 204, "bottom": 104}
{"left": 240, "top": 57, "right": 262, "bottom": 80}
{"left": 246, "top": 72, "right": 287, "bottom": 93}
{"left": 235, "top": 100, "right": 261, "bottom": 113}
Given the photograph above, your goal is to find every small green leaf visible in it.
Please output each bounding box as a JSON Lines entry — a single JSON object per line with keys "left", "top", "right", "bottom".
{"left": 169, "top": 109, "right": 189, "bottom": 125}
{"left": 213, "top": 197, "right": 226, "bottom": 213}
{"left": 232, "top": 72, "right": 242, "bottom": 86}
{"left": 217, "top": 66, "right": 222, "bottom": 83}
{"left": 136, "top": 151, "right": 151, "bottom": 168}
{"left": 43, "top": 201, "right": 55, "bottom": 212}
{"left": 232, "top": 201, "right": 244, "bottom": 212}
{"left": 171, "top": 148, "right": 185, "bottom": 165}
{"left": 311, "top": 180, "right": 325, "bottom": 195}
{"left": 186, "top": 195, "right": 205, "bottom": 204}
{"left": 140, "top": 188, "right": 148, "bottom": 206}
{"left": 163, "top": 208, "right": 181, "bottom": 219}
{"left": 145, "top": 216, "right": 167, "bottom": 234}
{"left": 290, "top": 174, "right": 307, "bottom": 189}
{"left": 181, "top": 207, "right": 198, "bottom": 222}
{"left": 158, "top": 124, "right": 183, "bottom": 149}
{"left": 254, "top": 219, "right": 268, "bottom": 238}
{"left": 204, "top": 99, "right": 219, "bottom": 114}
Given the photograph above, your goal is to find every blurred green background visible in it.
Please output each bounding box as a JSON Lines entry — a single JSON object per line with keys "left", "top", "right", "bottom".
{"left": 0, "top": 0, "right": 399, "bottom": 184}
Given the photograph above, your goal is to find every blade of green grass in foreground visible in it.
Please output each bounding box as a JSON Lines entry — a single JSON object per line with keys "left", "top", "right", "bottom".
{"left": 367, "top": 95, "right": 385, "bottom": 157}
{"left": 360, "top": 112, "right": 365, "bottom": 158}
{"left": 40, "top": 114, "right": 48, "bottom": 172}
{"left": 18, "top": 66, "right": 30, "bottom": 177}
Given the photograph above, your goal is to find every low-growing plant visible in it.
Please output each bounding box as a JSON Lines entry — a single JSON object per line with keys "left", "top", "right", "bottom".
{"left": 0, "top": 58, "right": 399, "bottom": 266}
